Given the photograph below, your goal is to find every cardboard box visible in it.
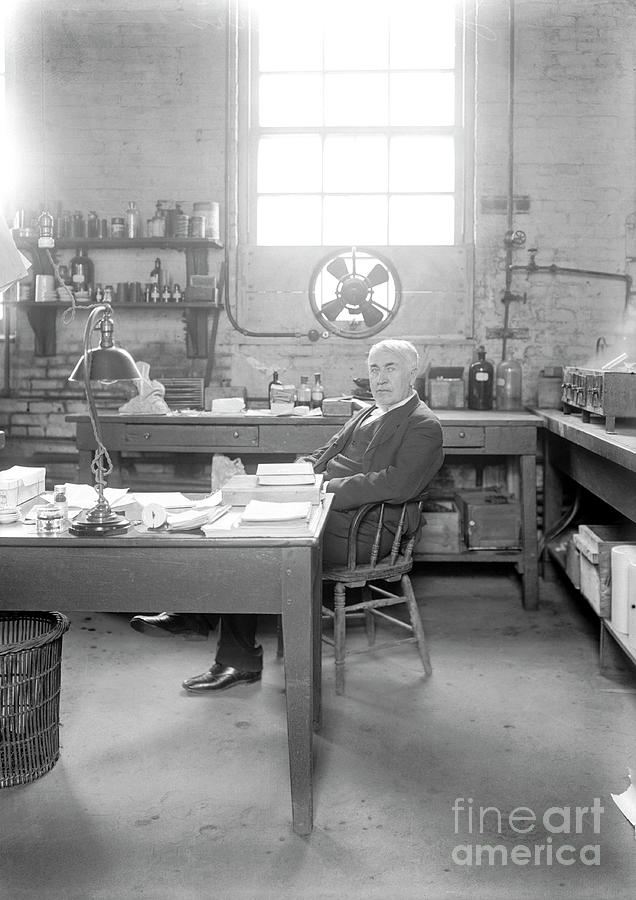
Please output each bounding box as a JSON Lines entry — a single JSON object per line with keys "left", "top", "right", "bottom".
{"left": 322, "top": 397, "right": 355, "bottom": 417}
{"left": 454, "top": 489, "right": 521, "bottom": 549}
{"left": 415, "top": 499, "right": 461, "bottom": 554}
{"left": 0, "top": 466, "right": 46, "bottom": 506}
{"left": 572, "top": 524, "right": 636, "bottom": 617}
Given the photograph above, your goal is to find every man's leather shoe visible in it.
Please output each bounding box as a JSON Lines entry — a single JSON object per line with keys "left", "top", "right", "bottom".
{"left": 182, "top": 663, "right": 262, "bottom": 693}
{"left": 130, "top": 612, "right": 209, "bottom": 640}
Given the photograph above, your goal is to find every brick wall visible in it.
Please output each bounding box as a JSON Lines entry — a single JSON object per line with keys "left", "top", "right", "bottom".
{"left": 2, "top": 0, "right": 635, "bottom": 484}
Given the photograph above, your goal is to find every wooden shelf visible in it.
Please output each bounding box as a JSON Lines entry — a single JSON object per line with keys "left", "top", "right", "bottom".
{"left": 16, "top": 237, "right": 223, "bottom": 251}
{"left": 7, "top": 301, "right": 219, "bottom": 310}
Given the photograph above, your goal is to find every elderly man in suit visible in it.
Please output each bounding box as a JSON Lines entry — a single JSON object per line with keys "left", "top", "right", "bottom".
{"left": 130, "top": 339, "right": 444, "bottom": 691}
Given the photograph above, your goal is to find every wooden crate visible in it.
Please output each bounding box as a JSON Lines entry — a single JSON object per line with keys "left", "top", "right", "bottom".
{"left": 415, "top": 499, "right": 461, "bottom": 554}
{"left": 573, "top": 524, "right": 636, "bottom": 617}
{"left": 454, "top": 489, "right": 521, "bottom": 550}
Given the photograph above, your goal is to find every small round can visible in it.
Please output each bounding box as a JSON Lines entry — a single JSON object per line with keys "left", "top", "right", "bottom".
{"left": 189, "top": 215, "right": 206, "bottom": 238}
{"left": 111, "top": 217, "right": 125, "bottom": 238}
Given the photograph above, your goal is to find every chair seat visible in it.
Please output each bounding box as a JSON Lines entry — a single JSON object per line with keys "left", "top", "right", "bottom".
{"left": 322, "top": 554, "right": 412, "bottom": 587}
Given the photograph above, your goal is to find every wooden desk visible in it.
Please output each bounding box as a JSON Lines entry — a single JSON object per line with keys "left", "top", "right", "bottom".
{"left": 536, "top": 409, "right": 636, "bottom": 665}
{"left": 0, "top": 496, "right": 332, "bottom": 836}
{"left": 67, "top": 410, "right": 541, "bottom": 608}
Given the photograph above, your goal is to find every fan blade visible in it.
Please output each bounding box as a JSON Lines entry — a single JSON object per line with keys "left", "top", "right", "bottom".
{"left": 360, "top": 300, "right": 385, "bottom": 327}
{"left": 366, "top": 263, "right": 389, "bottom": 288}
{"left": 321, "top": 295, "right": 347, "bottom": 321}
{"left": 326, "top": 258, "right": 349, "bottom": 280}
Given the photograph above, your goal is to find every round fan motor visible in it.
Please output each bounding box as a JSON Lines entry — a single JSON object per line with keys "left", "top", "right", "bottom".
{"left": 308, "top": 247, "right": 401, "bottom": 339}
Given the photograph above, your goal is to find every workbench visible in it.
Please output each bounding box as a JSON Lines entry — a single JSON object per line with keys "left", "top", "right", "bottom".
{"left": 537, "top": 409, "right": 636, "bottom": 666}
{"left": 67, "top": 410, "right": 541, "bottom": 608}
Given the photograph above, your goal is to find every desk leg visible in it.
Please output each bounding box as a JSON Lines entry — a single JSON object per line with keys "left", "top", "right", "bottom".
{"left": 281, "top": 547, "right": 315, "bottom": 836}
{"left": 521, "top": 454, "right": 539, "bottom": 610}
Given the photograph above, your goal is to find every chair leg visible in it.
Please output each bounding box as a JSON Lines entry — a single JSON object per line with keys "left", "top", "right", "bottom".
{"left": 333, "top": 582, "right": 347, "bottom": 695}
{"left": 363, "top": 586, "right": 376, "bottom": 646}
{"left": 402, "top": 574, "right": 432, "bottom": 677}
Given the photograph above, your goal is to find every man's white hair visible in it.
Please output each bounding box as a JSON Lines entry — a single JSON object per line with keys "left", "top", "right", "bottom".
{"left": 368, "top": 339, "right": 419, "bottom": 372}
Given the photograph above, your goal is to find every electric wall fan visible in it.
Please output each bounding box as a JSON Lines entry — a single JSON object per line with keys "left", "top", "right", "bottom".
{"left": 308, "top": 247, "right": 401, "bottom": 339}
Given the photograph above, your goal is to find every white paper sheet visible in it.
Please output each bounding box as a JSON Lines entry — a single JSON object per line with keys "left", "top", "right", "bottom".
{"left": 612, "top": 769, "right": 636, "bottom": 838}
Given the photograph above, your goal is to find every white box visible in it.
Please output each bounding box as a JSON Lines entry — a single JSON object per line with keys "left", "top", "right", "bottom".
{"left": 0, "top": 466, "right": 46, "bottom": 506}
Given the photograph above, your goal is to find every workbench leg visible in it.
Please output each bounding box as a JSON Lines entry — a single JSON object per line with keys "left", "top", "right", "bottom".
{"left": 312, "top": 545, "right": 323, "bottom": 733}
{"left": 520, "top": 454, "right": 539, "bottom": 610}
{"left": 281, "top": 547, "right": 315, "bottom": 836}
{"left": 541, "top": 429, "right": 565, "bottom": 579}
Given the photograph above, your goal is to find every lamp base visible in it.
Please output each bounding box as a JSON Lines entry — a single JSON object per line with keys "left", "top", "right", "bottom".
{"left": 69, "top": 509, "right": 131, "bottom": 536}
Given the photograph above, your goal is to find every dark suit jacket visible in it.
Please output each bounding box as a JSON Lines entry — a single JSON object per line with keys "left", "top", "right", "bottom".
{"left": 306, "top": 393, "right": 444, "bottom": 513}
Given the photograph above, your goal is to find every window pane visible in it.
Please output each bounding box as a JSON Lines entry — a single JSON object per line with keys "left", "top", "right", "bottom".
{"left": 258, "top": 135, "right": 322, "bottom": 192}
{"left": 258, "top": 1, "right": 323, "bottom": 71}
{"left": 325, "top": 74, "right": 388, "bottom": 127}
{"left": 324, "top": 136, "right": 388, "bottom": 192}
{"left": 259, "top": 74, "right": 323, "bottom": 126}
{"left": 389, "top": 195, "right": 454, "bottom": 245}
{"left": 390, "top": 73, "right": 455, "bottom": 126}
{"left": 390, "top": 135, "right": 454, "bottom": 192}
{"left": 323, "top": 0, "right": 388, "bottom": 70}
{"left": 323, "top": 195, "right": 388, "bottom": 244}
{"left": 257, "top": 196, "right": 322, "bottom": 245}
{"left": 389, "top": 0, "right": 456, "bottom": 69}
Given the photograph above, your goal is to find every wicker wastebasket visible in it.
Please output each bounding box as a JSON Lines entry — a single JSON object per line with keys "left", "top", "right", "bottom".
{"left": 0, "top": 612, "right": 70, "bottom": 787}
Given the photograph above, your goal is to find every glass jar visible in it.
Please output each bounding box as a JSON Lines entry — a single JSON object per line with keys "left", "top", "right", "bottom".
{"left": 36, "top": 504, "right": 65, "bottom": 535}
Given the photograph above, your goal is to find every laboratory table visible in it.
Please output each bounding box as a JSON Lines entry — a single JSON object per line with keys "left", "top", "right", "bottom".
{"left": 67, "top": 410, "right": 542, "bottom": 608}
{"left": 536, "top": 409, "right": 636, "bottom": 666}
{"left": 0, "top": 495, "right": 332, "bottom": 836}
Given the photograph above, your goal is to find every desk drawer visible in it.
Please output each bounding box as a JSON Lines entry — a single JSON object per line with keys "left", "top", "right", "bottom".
{"left": 259, "top": 424, "right": 342, "bottom": 454}
{"left": 123, "top": 424, "right": 259, "bottom": 449}
{"left": 443, "top": 426, "right": 485, "bottom": 448}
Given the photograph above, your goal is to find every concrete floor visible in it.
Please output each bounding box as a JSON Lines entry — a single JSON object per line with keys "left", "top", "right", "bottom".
{"left": 3, "top": 565, "right": 636, "bottom": 900}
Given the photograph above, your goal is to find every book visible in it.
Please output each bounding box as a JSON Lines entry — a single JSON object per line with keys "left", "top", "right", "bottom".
{"left": 256, "top": 462, "right": 316, "bottom": 486}
{"left": 202, "top": 503, "right": 323, "bottom": 538}
{"left": 241, "top": 500, "right": 312, "bottom": 522}
{"left": 221, "top": 474, "right": 323, "bottom": 505}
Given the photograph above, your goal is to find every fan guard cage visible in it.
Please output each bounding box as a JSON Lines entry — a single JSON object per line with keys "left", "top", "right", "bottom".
{"left": 309, "top": 247, "right": 401, "bottom": 339}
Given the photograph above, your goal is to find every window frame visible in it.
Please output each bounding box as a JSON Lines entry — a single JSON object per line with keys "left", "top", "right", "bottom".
{"left": 241, "top": 0, "right": 474, "bottom": 249}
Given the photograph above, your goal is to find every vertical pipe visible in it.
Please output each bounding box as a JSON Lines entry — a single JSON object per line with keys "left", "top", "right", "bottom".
{"left": 502, "top": 0, "right": 516, "bottom": 363}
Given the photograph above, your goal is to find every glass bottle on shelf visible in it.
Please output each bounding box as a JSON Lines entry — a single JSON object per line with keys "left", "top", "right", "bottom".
{"left": 69, "top": 247, "right": 94, "bottom": 297}
{"left": 150, "top": 257, "right": 162, "bottom": 291}
{"left": 311, "top": 373, "right": 324, "bottom": 409}
{"left": 467, "top": 345, "right": 494, "bottom": 410}
{"left": 125, "top": 201, "right": 142, "bottom": 239}
{"left": 268, "top": 371, "right": 281, "bottom": 408}
{"left": 496, "top": 357, "right": 523, "bottom": 410}
{"left": 296, "top": 376, "right": 311, "bottom": 407}
{"left": 149, "top": 202, "right": 166, "bottom": 237}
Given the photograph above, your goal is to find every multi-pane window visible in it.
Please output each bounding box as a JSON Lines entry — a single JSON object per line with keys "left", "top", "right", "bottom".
{"left": 251, "top": 0, "right": 464, "bottom": 247}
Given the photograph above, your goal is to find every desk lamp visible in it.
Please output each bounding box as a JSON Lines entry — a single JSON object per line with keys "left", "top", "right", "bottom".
{"left": 68, "top": 303, "right": 141, "bottom": 535}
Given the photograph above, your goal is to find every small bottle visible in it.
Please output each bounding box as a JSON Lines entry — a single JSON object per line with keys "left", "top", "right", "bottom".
{"left": 69, "top": 247, "right": 94, "bottom": 296}
{"left": 150, "top": 202, "right": 166, "bottom": 237}
{"left": 311, "top": 373, "right": 324, "bottom": 410}
{"left": 103, "top": 285, "right": 114, "bottom": 305}
{"left": 150, "top": 257, "right": 162, "bottom": 291}
{"left": 496, "top": 358, "right": 523, "bottom": 410}
{"left": 126, "top": 201, "right": 142, "bottom": 239}
{"left": 150, "top": 283, "right": 161, "bottom": 303}
{"left": 268, "top": 371, "right": 282, "bottom": 408}
{"left": 53, "top": 484, "right": 68, "bottom": 522}
{"left": 111, "top": 217, "right": 125, "bottom": 238}
{"left": 87, "top": 211, "right": 100, "bottom": 238}
{"left": 172, "top": 283, "right": 183, "bottom": 303}
{"left": 467, "top": 345, "right": 494, "bottom": 410}
{"left": 94, "top": 283, "right": 104, "bottom": 303}
{"left": 161, "top": 284, "right": 171, "bottom": 303}
{"left": 296, "top": 376, "right": 311, "bottom": 407}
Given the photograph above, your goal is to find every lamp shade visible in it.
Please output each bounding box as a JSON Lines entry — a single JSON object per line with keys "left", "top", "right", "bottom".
{"left": 69, "top": 346, "right": 141, "bottom": 383}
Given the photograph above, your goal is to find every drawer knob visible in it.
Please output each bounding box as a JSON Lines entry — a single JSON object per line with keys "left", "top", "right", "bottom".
{"left": 458, "top": 430, "right": 466, "bottom": 438}
{"left": 233, "top": 431, "right": 240, "bottom": 439}
{"left": 143, "top": 432, "right": 151, "bottom": 440}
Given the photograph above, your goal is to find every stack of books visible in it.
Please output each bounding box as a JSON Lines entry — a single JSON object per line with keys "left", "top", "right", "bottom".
{"left": 221, "top": 462, "right": 323, "bottom": 505}
{"left": 202, "top": 498, "right": 323, "bottom": 538}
